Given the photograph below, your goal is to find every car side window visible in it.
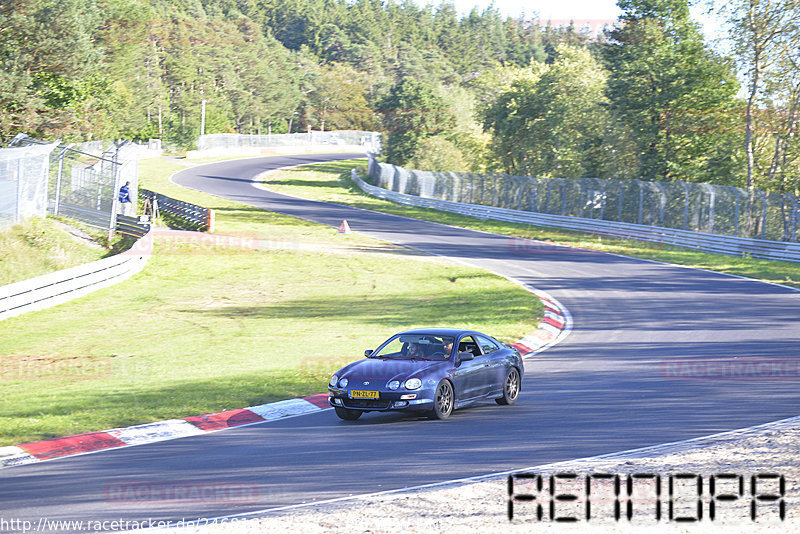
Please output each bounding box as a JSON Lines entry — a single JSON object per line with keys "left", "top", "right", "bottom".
{"left": 457, "top": 336, "right": 482, "bottom": 357}
{"left": 476, "top": 335, "right": 500, "bottom": 354}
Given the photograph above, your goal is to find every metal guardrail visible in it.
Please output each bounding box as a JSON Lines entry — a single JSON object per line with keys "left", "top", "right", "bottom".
{"left": 366, "top": 155, "right": 800, "bottom": 244}
{"left": 0, "top": 232, "right": 152, "bottom": 322}
{"left": 116, "top": 215, "right": 150, "bottom": 238}
{"left": 139, "top": 189, "right": 213, "bottom": 232}
{"left": 351, "top": 170, "right": 800, "bottom": 263}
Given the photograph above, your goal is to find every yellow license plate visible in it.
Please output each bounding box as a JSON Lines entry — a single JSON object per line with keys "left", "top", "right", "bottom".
{"left": 350, "top": 390, "right": 379, "bottom": 399}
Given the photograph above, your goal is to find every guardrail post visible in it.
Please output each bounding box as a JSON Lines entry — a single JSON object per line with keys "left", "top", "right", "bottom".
{"left": 15, "top": 155, "right": 23, "bottom": 223}
{"left": 634, "top": 179, "right": 644, "bottom": 225}
{"left": 207, "top": 209, "right": 215, "bottom": 232}
{"left": 678, "top": 181, "right": 689, "bottom": 230}
{"left": 730, "top": 186, "right": 741, "bottom": 237}
{"left": 758, "top": 190, "right": 768, "bottom": 240}
{"left": 598, "top": 180, "right": 606, "bottom": 220}
{"left": 701, "top": 184, "right": 715, "bottom": 234}
{"left": 108, "top": 151, "right": 122, "bottom": 241}
{"left": 653, "top": 181, "right": 667, "bottom": 225}
{"left": 54, "top": 145, "right": 71, "bottom": 217}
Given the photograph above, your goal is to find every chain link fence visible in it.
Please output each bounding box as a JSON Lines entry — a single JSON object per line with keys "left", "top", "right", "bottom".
{"left": 0, "top": 141, "right": 59, "bottom": 227}
{"left": 196, "top": 130, "right": 381, "bottom": 155}
{"left": 367, "top": 156, "right": 800, "bottom": 243}
{"left": 4, "top": 135, "right": 155, "bottom": 236}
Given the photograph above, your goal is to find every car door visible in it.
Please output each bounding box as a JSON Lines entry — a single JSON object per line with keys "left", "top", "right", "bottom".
{"left": 452, "top": 335, "right": 492, "bottom": 401}
{"left": 475, "top": 334, "right": 505, "bottom": 396}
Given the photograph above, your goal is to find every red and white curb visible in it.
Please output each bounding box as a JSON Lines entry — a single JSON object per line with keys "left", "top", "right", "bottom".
{"left": 511, "top": 287, "right": 571, "bottom": 357}
{"left": 0, "top": 394, "right": 330, "bottom": 468}
{"left": 0, "top": 290, "right": 570, "bottom": 470}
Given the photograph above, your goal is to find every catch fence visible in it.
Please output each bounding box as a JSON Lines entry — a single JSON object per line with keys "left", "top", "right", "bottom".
{"left": 367, "top": 156, "right": 800, "bottom": 243}
{"left": 3, "top": 135, "right": 154, "bottom": 236}
{"left": 196, "top": 130, "right": 381, "bottom": 154}
{"left": 0, "top": 142, "right": 59, "bottom": 227}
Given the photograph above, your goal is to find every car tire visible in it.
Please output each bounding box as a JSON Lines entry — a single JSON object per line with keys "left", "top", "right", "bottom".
{"left": 495, "top": 367, "right": 520, "bottom": 406}
{"left": 430, "top": 380, "right": 454, "bottom": 420}
{"left": 334, "top": 406, "right": 362, "bottom": 421}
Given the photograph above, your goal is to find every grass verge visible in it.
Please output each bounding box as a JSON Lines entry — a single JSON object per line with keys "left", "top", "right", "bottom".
{"left": 0, "top": 218, "right": 108, "bottom": 286}
{"left": 0, "top": 157, "right": 543, "bottom": 446}
{"left": 260, "top": 160, "right": 800, "bottom": 290}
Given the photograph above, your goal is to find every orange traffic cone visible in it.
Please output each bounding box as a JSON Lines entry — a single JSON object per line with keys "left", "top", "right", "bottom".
{"left": 337, "top": 220, "right": 352, "bottom": 234}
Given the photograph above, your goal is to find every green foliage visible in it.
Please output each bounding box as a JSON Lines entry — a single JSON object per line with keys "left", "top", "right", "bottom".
{"left": 379, "top": 77, "right": 456, "bottom": 166}
{"left": 1, "top": 0, "right": 762, "bottom": 195}
{"left": 483, "top": 45, "right": 609, "bottom": 177}
{"left": 305, "top": 62, "right": 376, "bottom": 130}
{"left": 725, "top": 0, "right": 800, "bottom": 198}
{"left": 409, "top": 136, "right": 468, "bottom": 172}
{"left": 0, "top": 0, "right": 606, "bottom": 169}
{"left": 601, "top": 0, "right": 741, "bottom": 182}
{"left": 0, "top": 0, "right": 105, "bottom": 140}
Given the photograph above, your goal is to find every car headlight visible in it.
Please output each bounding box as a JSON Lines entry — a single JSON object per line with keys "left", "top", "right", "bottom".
{"left": 404, "top": 378, "right": 422, "bottom": 390}
{"left": 329, "top": 374, "right": 338, "bottom": 387}
{"left": 338, "top": 378, "right": 349, "bottom": 388}
{"left": 387, "top": 380, "right": 400, "bottom": 390}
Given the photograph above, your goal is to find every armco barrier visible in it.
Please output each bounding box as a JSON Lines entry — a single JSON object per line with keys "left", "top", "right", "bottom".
{"left": 0, "top": 232, "right": 151, "bottom": 322}
{"left": 139, "top": 189, "right": 213, "bottom": 232}
{"left": 351, "top": 170, "right": 800, "bottom": 263}
{"left": 115, "top": 214, "right": 150, "bottom": 238}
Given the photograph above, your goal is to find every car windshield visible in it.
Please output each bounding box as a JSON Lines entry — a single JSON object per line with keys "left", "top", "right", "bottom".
{"left": 372, "top": 334, "right": 455, "bottom": 361}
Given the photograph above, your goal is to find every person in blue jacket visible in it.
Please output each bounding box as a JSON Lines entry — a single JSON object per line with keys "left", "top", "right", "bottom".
{"left": 118, "top": 181, "right": 132, "bottom": 215}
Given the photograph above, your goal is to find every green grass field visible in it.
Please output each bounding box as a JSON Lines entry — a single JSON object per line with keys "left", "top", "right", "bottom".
{"left": 0, "top": 157, "right": 543, "bottom": 446}
{"left": 0, "top": 217, "right": 107, "bottom": 285}
{"left": 261, "top": 160, "right": 800, "bottom": 290}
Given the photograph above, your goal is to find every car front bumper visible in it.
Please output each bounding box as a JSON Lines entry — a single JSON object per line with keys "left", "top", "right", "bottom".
{"left": 328, "top": 388, "right": 434, "bottom": 412}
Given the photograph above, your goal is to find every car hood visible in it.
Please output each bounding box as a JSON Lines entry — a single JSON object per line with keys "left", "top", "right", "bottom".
{"left": 338, "top": 358, "right": 446, "bottom": 383}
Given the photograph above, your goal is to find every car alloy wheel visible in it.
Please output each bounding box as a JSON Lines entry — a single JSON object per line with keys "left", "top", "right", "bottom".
{"left": 334, "top": 406, "right": 362, "bottom": 421}
{"left": 430, "top": 380, "right": 454, "bottom": 419}
{"left": 496, "top": 367, "right": 520, "bottom": 406}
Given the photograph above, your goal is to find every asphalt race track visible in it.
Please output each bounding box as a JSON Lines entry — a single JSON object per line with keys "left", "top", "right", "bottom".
{"left": 2, "top": 153, "right": 799, "bottom": 530}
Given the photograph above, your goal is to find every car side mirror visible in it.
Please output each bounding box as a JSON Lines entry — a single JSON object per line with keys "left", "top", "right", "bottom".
{"left": 458, "top": 351, "right": 474, "bottom": 361}
{"left": 365, "top": 349, "right": 374, "bottom": 357}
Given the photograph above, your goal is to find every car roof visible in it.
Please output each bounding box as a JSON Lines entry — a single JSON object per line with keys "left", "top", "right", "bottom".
{"left": 397, "top": 328, "right": 483, "bottom": 337}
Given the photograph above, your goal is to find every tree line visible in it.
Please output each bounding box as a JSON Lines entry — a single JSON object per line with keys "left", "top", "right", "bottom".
{"left": 1, "top": 0, "right": 799, "bottom": 197}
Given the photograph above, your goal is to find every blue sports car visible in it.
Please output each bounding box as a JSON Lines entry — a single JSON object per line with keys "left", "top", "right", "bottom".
{"left": 328, "top": 328, "right": 524, "bottom": 420}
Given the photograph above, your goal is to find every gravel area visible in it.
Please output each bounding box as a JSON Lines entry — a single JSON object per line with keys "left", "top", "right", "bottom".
{"left": 161, "top": 416, "right": 800, "bottom": 533}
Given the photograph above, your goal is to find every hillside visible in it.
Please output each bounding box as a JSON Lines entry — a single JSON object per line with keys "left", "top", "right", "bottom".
{"left": 0, "top": 218, "right": 107, "bottom": 286}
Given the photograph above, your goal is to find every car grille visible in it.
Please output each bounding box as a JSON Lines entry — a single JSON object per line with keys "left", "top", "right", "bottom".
{"left": 343, "top": 399, "right": 391, "bottom": 409}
